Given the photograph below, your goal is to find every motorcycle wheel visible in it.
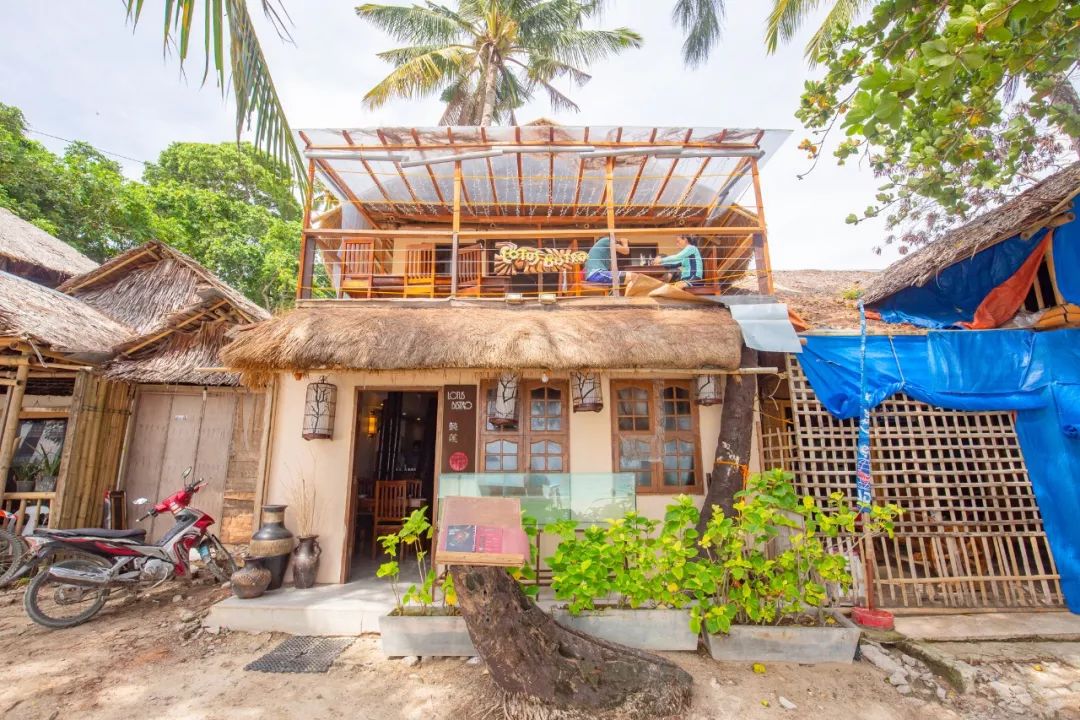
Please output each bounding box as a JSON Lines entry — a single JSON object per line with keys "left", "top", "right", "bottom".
{"left": 24, "top": 557, "right": 110, "bottom": 629}
{"left": 0, "top": 528, "right": 28, "bottom": 589}
{"left": 200, "top": 535, "right": 236, "bottom": 584}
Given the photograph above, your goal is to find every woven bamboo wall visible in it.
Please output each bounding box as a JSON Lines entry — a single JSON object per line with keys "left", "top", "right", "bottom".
{"left": 767, "top": 355, "right": 1063, "bottom": 610}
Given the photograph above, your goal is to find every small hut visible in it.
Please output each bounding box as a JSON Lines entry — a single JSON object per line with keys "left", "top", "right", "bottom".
{"left": 0, "top": 207, "right": 98, "bottom": 288}
{"left": 1, "top": 241, "right": 270, "bottom": 542}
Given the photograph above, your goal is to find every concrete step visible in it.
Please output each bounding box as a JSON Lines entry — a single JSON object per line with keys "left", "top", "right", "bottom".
{"left": 206, "top": 581, "right": 396, "bottom": 636}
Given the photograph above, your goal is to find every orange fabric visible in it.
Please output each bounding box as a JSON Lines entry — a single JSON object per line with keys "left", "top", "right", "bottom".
{"left": 960, "top": 233, "right": 1052, "bottom": 329}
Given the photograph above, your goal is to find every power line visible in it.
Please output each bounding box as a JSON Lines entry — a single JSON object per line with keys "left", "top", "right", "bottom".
{"left": 27, "top": 127, "right": 150, "bottom": 166}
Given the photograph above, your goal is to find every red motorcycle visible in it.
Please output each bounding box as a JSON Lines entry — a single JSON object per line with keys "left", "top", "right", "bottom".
{"left": 21, "top": 468, "right": 235, "bottom": 629}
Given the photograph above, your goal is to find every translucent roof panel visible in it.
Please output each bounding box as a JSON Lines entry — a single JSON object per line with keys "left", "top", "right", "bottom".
{"left": 297, "top": 126, "right": 790, "bottom": 227}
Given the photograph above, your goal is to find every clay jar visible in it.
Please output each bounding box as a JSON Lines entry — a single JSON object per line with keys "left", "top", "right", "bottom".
{"left": 248, "top": 505, "right": 294, "bottom": 591}
{"left": 231, "top": 557, "right": 272, "bottom": 599}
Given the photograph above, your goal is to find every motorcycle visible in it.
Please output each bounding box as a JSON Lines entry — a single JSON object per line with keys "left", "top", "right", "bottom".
{"left": 20, "top": 468, "right": 235, "bottom": 629}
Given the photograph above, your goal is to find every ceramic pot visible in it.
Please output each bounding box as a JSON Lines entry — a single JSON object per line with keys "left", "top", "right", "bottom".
{"left": 14, "top": 480, "right": 34, "bottom": 494}
{"left": 35, "top": 475, "right": 57, "bottom": 493}
{"left": 249, "top": 504, "right": 294, "bottom": 591}
{"left": 292, "top": 535, "right": 321, "bottom": 589}
{"left": 231, "top": 557, "right": 272, "bottom": 599}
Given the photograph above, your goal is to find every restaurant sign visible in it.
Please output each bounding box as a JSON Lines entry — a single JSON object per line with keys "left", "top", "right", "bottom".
{"left": 441, "top": 385, "right": 477, "bottom": 473}
{"left": 493, "top": 242, "right": 589, "bottom": 275}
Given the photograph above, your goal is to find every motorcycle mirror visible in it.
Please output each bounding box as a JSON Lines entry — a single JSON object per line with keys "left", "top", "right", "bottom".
{"left": 133, "top": 497, "right": 149, "bottom": 506}
{"left": 182, "top": 467, "right": 193, "bottom": 479}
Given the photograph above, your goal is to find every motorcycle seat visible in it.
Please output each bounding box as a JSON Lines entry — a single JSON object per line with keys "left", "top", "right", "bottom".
{"left": 38, "top": 528, "right": 147, "bottom": 540}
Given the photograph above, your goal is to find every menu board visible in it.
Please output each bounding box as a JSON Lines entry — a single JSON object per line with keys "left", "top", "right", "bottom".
{"left": 441, "top": 385, "right": 477, "bottom": 473}
{"left": 436, "top": 496, "right": 528, "bottom": 567}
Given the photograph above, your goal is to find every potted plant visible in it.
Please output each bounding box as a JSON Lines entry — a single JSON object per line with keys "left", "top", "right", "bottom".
{"left": 377, "top": 508, "right": 475, "bottom": 657}
{"left": 691, "top": 469, "right": 900, "bottom": 663}
{"left": 544, "top": 499, "right": 701, "bottom": 651}
{"left": 12, "top": 459, "right": 39, "bottom": 494}
{"left": 288, "top": 473, "right": 320, "bottom": 589}
{"left": 35, "top": 447, "right": 61, "bottom": 493}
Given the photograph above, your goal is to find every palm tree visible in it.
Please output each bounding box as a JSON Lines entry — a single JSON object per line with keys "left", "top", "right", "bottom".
{"left": 356, "top": 0, "right": 643, "bottom": 126}
{"left": 122, "top": 1, "right": 303, "bottom": 179}
{"left": 764, "top": 0, "right": 868, "bottom": 59}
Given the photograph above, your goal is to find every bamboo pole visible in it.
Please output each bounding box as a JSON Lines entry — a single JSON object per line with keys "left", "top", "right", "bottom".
{"left": 297, "top": 159, "right": 317, "bottom": 300}
{"left": 749, "top": 158, "right": 774, "bottom": 294}
{"left": 605, "top": 157, "right": 619, "bottom": 297}
{"left": 52, "top": 369, "right": 93, "bottom": 527}
{"left": 0, "top": 355, "right": 30, "bottom": 506}
{"left": 451, "top": 161, "right": 462, "bottom": 299}
{"left": 303, "top": 225, "right": 765, "bottom": 240}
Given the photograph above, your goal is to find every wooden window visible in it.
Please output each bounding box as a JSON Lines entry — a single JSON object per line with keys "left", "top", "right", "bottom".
{"left": 612, "top": 380, "right": 702, "bottom": 494}
{"left": 480, "top": 380, "right": 569, "bottom": 475}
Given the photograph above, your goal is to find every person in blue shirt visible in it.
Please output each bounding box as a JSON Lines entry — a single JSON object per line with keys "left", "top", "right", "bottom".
{"left": 658, "top": 235, "right": 703, "bottom": 286}
{"left": 583, "top": 235, "right": 629, "bottom": 285}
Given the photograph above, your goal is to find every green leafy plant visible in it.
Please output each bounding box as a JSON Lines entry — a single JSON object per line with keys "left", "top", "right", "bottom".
{"left": 37, "top": 447, "right": 61, "bottom": 478}
{"left": 376, "top": 507, "right": 456, "bottom": 616}
{"left": 545, "top": 496, "right": 701, "bottom": 614}
{"left": 11, "top": 459, "right": 40, "bottom": 486}
{"left": 508, "top": 512, "right": 541, "bottom": 598}
{"left": 840, "top": 286, "right": 864, "bottom": 301}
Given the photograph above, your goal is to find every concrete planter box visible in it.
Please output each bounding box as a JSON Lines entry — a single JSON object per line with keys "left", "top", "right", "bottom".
{"left": 551, "top": 607, "right": 698, "bottom": 651}
{"left": 379, "top": 613, "right": 476, "bottom": 657}
{"left": 703, "top": 611, "right": 860, "bottom": 664}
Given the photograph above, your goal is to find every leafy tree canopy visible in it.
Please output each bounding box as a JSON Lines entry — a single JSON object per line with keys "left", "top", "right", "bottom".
{"left": 796, "top": 0, "right": 1080, "bottom": 250}
{"left": 0, "top": 102, "right": 300, "bottom": 309}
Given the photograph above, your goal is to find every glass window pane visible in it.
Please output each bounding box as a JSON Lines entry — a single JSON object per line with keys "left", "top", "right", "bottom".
{"left": 485, "top": 455, "right": 501, "bottom": 470}
{"left": 531, "top": 399, "right": 545, "bottom": 416}
{"left": 530, "top": 456, "right": 546, "bottom": 471}
{"left": 636, "top": 472, "right": 652, "bottom": 487}
{"left": 549, "top": 456, "right": 563, "bottom": 471}
{"left": 504, "top": 455, "right": 518, "bottom": 471}
{"left": 634, "top": 401, "right": 648, "bottom": 416}
{"left": 634, "top": 417, "right": 649, "bottom": 431}
{"left": 547, "top": 417, "right": 561, "bottom": 431}
{"left": 618, "top": 417, "right": 633, "bottom": 431}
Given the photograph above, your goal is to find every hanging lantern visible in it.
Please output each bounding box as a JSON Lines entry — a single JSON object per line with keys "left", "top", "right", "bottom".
{"left": 366, "top": 410, "right": 379, "bottom": 438}
{"left": 694, "top": 374, "right": 725, "bottom": 406}
{"left": 302, "top": 376, "right": 337, "bottom": 440}
{"left": 488, "top": 372, "right": 520, "bottom": 428}
{"left": 570, "top": 371, "right": 604, "bottom": 413}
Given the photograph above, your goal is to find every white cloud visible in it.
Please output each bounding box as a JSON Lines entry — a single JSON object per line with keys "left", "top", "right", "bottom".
{"left": 0, "top": 0, "right": 893, "bottom": 270}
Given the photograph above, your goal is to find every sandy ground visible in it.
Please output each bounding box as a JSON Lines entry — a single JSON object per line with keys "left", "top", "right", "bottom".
{"left": 0, "top": 580, "right": 1077, "bottom": 720}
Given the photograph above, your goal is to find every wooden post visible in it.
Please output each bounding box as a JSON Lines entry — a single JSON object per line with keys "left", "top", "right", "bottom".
{"left": 0, "top": 355, "right": 29, "bottom": 506}
{"left": 296, "top": 159, "right": 317, "bottom": 300}
{"left": 749, "top": 158, "right": 774, "bottom": 294}
{"left": 605, "top": 156, "right": 620, "bottom": 297}
{"left": 451, "top": 161, "right": 462, "bottom": 299}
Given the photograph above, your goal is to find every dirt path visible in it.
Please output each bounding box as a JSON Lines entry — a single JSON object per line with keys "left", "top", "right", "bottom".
{"left": 0, "top": 582, "right": 1071, "bottom": 720}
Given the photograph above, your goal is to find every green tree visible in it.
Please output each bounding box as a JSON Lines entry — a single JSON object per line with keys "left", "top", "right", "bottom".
{"left": 793, "top": 0, "right": 1079, "bottom": 249}
{"left": 356, "top": 0, "right": 643, "bottom": 125}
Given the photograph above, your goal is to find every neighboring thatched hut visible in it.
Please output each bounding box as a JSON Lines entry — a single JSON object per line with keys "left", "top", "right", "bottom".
{"left": 0, "top": 207, "right": 98, "bottom": 288}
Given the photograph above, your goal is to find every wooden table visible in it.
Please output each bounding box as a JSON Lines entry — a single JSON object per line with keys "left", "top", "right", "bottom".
{"left": 626, "top": 264, "right": 675, "bottom": 279}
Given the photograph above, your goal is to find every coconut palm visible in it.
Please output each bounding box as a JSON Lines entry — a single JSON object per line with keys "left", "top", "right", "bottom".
{"left": 357, "top": 0, "right": 643, "bottom": 126}
{"left": 122, "top": 1, "right": 303, "bottom": 178}
{"left": 764, "top": 0, "right": 869, "bottom": 59}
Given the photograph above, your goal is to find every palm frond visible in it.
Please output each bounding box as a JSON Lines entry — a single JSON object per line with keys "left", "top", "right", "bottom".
{"left": 363, "top": 46, "right": 471, "bottom": 108}
{"left": 541, "top": 28, "right": 643, "bottom": 67}
{"left": 765, "top": 0, "right": 822, "bottom": 54}
{"left": 804, "top": 0, "right": 867, "bottom": 61}
{"left": 672, "top": 0, "right": 725, "bottom": 68}
{"left": 356, "top": 3, "right": 466, "bottom": 44}
{"left": 123, "top": 0, "right": 302, "bottom": 179}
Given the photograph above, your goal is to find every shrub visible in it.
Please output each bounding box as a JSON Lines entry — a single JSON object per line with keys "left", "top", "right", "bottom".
{"left": 376, "top": 507, "right": 456, "bottom": 615}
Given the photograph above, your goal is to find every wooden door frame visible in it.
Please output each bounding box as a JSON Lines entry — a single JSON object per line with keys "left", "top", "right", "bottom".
{"left": 342, "top": 385, "right": 445, "bottom": 584}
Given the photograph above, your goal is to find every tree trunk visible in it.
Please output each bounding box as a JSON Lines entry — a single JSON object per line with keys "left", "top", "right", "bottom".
{"left": 479, "top": 49, "right": 499, "bottom": 127}
{"left": 696, "top": 344, "right": 759, "bottom": 536}
{"left": 450, "top": 565, "right": 693, "bottom": 720}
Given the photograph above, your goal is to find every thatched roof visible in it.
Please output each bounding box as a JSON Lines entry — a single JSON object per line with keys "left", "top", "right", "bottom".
{"left": 0, "top": 207, "right": 97, "bottom": 285}
{"left": 865, "top": 162, "right": 1080, "bottom": 304}
{"left": 221, "top": 302, "right": 743, "bottom": 382}
{"left": 60, "top": 241, "right": 269, "bottom": 332}
{"left": 105, "top": 323, "right": 239, "bottom": 386}
{"left": 734, "top": 270, "right": 878, "bottom": 330}
{"left": 0, "top": 271, "right": 131, "bottom": 355}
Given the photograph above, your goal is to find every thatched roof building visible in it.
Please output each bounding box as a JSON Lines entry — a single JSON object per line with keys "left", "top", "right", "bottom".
{"left": 54, "top": 242, "right": 269, "bottom": 386}
{"left": 222, "top": 302, "right": 742, "bottom": 384}
{"left": 0, "top": 207, "right": 98, "bottom": 287}
{"left": 0, "top": 271, "right": 131, "bottom": 358}
{"left": 865, "top": 162, "right": 1080, "bottom": 304}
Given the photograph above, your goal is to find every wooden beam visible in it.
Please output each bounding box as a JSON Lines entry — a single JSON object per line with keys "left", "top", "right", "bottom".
{"left": 451, "top": 161, "right": 462, "bottom": 299}
{"left": 0, "top": 355, "right": 30, "bottom": 506}
{"left": 412, "top": 127, "right": 447, "bottom": 207}
{"left": 749, "top": 157, "right": 774, "bottom": 294}
{"left": 378, "top": 129, "right": 423, "bottom": 208}
{"left": 315, "top": 158, "right": 380, "bottom": 228}
{"left": 345, "top": 130, "right": 400, "bottom": 216}
{"left": 305, "top": 225, "right": 764, "bottom": 240}
{"left": 605, "top": 156, "right": 619, "bottom": 297}
{"left": 648, "top": 129, "right": 694, "bottom": 212}
{"left": 625, "top": 128, "right": 658, "bottom": 211}
{"left": 303, "top": 140, "right": 761, "bottom": 152}
{"left": 297, "top": 158, "right": 317, "bottom": 300}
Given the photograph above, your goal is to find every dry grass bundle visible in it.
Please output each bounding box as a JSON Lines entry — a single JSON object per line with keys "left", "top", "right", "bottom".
{"left": 285, "top": 471, "right": 319, "bottom": 538}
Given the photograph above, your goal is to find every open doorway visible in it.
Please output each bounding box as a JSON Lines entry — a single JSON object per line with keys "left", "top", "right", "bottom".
{"left": 349, "top": 390, "right": 438, "bottom": 581}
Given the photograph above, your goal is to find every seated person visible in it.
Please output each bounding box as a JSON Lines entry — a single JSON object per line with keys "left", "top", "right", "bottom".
{"left": 658, "top": 235, "right": 704, "bottom": 286}
{"left": 583, "top": 235, "right": 629, "bottom": 284}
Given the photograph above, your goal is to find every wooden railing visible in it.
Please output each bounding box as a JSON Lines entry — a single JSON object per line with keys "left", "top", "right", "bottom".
{"left": 3, "top": 491, "right": 55, "bottom": 534}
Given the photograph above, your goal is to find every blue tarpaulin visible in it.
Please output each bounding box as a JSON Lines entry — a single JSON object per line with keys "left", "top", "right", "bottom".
{"left": 800, "top": 328, "right": 1080, "bottom": 611}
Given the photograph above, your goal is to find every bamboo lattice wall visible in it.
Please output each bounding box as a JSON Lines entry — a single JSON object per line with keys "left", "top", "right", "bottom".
{"left": 767, "top": 355, "right": 1063, "bottom": 610}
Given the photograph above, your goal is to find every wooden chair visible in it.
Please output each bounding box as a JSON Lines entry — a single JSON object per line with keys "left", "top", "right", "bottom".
{"left": 456, "top": 243, "right": 486, "bottom": 297}
{"left": 569, "top": 265, "right": 614, "bottom": 296}
{"left": 340, "top": 238, "right": 375, "bottom": 298}
{"left": 405, "top": 479, "right": 422, "bottom": 498}
{"left": 372, "top": 480, "right": 409, "bottom": 558}
{"left": 404, "top": 244, "right": 437, "bottom": 298}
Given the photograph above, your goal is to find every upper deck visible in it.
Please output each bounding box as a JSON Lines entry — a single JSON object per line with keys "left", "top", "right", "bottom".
{"left": 296, "top": 124, "right": 789, "bottom": 301}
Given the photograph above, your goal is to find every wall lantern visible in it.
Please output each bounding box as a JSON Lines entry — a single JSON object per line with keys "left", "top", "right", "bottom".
{"left": 366, "top": 409, "right": 379, "bottom": 438}
{"left": 302, "top": 376, "right": 337, "bottom": 440}
{"left": 570, "top": 371, "right": 604, "bottom": 413}
{"left": 694, "top": 374, "right": 725, "bottom": 407}
{"left": 488, "top": 372, "right": 520, "bottom": 428}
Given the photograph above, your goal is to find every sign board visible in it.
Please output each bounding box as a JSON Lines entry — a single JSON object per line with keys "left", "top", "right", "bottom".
{"left": 435, "top": 496, "right": 529, "bottom": 567}
{"left": 493, "top": 243, "right": 589, "bottom": 275}
{"left": 441, "top": 385, "right": 477, "bottom": 473}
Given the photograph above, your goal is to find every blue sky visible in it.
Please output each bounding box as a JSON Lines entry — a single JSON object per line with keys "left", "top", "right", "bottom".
{"left": 0, "top": 1, "right": 895, "bottom": 270}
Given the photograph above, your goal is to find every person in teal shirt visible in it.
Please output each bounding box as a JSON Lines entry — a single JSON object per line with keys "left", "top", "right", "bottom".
{"left": 584, "top": 235, "right": 629, "bottom": 284}
{"left": 658, "top": 236, "right": 703, "bottom": 285}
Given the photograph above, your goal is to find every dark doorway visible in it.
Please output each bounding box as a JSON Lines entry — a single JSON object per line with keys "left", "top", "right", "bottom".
{"left": 350, "top": 390, "right": 437, "bottom": 581}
